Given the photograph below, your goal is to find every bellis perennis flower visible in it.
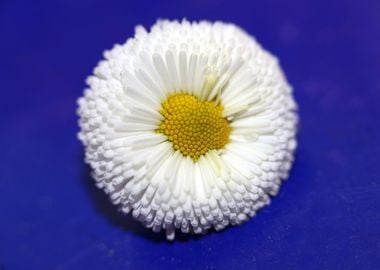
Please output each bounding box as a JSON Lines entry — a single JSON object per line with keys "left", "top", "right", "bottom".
{"left": 77, "top": 19, "right": 298, "bottom": 240}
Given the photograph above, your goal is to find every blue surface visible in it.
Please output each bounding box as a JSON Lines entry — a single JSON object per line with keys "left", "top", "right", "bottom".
{"left": 1, "top": 0, "right": 380, "bottom": 269}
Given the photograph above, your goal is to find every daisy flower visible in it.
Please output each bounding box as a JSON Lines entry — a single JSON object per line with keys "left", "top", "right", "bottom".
{"left": 77, "top": 19, "right": 298, "bottom": 240}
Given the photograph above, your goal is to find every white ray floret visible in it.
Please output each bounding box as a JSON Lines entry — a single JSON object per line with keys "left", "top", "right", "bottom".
{"left": 77, "top": 19, "right": 298, "bottom": 240}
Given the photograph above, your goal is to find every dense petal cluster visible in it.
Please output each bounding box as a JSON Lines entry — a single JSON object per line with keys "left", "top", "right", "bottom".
{"left": 77, "top": 19, "right": 298, "bottom": 240}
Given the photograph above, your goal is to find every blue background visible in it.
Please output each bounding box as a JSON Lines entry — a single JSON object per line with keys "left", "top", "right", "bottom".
{"left": 1, "top": 0, "right": 379, "bottom": 269}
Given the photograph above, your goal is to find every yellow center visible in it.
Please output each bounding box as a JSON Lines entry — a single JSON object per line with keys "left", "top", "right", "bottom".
{"left": 157, "top": 93, "right": 231, "bottom": 161}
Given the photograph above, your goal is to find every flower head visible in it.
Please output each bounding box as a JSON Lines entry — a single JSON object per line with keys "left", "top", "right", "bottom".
{"left": 78, "top": 19, "right": 298, "bottom": 240}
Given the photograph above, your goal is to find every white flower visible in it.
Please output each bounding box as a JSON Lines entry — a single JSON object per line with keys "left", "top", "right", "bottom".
{"left": 77, "top": 19, "right": 298, "bottom": 240}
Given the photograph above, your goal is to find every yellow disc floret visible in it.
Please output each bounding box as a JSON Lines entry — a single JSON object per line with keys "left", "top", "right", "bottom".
{"left": 157, "top": 93, "right": 231, "bottom": 161}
